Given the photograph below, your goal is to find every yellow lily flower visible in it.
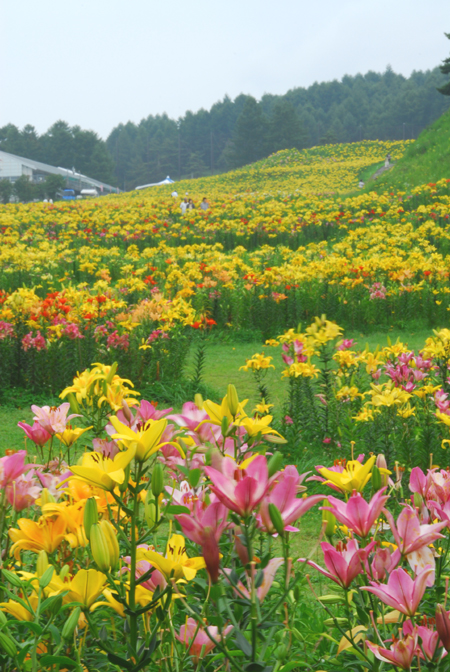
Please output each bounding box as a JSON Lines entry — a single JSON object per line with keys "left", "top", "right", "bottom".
{"left": 0, "top": 595, "right": 38, "bottom": 621}
{"left": 240, "top": 415, "right": 284, "bottom": 438}
{"left": 49, "top": 569, "right": 106, "bottom": 608}
{"left": 91, "top": 588, "right": 126, "bottom": 617}
{"left": 67, "top": 444, "right": 136, "bottom": 491}
{"left": 318, "top": 456, "right": 376, "bottom": 494}
{"left": 203, "top": 396, "right": 248, "bottom": 426}
{"left": 9, "top": 516, "right": 67, "bottom": 561}
{"left": 56, "top": 424, "right": 93, "bottom": 448}
{"left": 42, "top": 501, "right": 88, "bottom": 548}
{"left": 109, "top": 417, "right": 167, "bottom": 462}
{"left": 137, "top": 534, "right": 205, "bottom": 582}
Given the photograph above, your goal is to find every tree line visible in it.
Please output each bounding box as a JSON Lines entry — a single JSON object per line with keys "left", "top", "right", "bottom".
{"left": 1, "top": 66, "right": 450, "bottom": 194}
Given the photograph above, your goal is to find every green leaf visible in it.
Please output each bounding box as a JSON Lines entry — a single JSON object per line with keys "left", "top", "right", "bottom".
{"left": 19, "top": 622, "right": 43, "bottom": 636}
{"left": 48, "top": 624, "right": 61, "bottom": 647}
{"left": 107, "top": 652, "right": 133, "bottom": 669}
{"left": 40, "top": 654, "right": 79, "bottom": 667}
{"left": 166, "top": 505, "right": 190, "bottom": 515}
{"left": 235, "top": 631, "right": 252, "bottom": 657}
{"left": 1, "top": 570, "right": 24, "bottom": 588}
{"left": 188, "top": 468, "right": 202, "bottom": 488}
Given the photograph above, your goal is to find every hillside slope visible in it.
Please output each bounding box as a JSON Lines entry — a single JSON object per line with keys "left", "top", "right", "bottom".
{"left": 372, "top": 108, "right": 450, "bottom": 191}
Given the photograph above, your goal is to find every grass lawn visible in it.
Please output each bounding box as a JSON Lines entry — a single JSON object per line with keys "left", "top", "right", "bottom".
{"left": 0, "top": 326, "right": 432, "bottom": 456}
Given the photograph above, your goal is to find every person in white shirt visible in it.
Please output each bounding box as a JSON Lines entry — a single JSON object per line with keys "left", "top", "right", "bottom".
{"left": 171, "top": 190, "right": 178, "bottom": 197}
{"left": 180, "top": 199, "right": 188, "bottom": 215}
{"left": 200, "top": 197, "right": 209, "bottom": 210}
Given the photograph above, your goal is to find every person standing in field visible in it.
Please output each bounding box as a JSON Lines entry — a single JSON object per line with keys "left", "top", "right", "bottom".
{"left": 187, "top": 198, "right": 195, "bottom": 210}
{"left": 200, "top": 197, "right": 209, "bottom": 210}
{"left": 180, "top": 198, "right": 188, "bottom": 215}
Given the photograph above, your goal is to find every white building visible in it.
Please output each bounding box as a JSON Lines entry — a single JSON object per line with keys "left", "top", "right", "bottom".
{"left": 0, "top": 150, "right": 119, "bottom": 195}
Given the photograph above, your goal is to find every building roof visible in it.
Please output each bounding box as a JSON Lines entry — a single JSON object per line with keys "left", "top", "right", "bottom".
{"left": 0, "top": 150, "right": 118, "bottom": 193}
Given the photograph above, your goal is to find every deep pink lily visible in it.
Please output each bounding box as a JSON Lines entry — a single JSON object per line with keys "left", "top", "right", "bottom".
{"left": 361, "top": 566, "right": 433, "bottom": 616}
{"left": 204, "top": 455, "right": 271, "bottom": 518}
{"left": 17, "top": 421, "right": 51, "bottom": 447}
{"left": 168, "top": 402, "right": 220, "bottom": 444}
{"left": 322, "top": 487, "right": 389, "bottom": 538}
{"left": 370, "top": 545, "right": 401, "bottom": 581}
{"left": 6, "top": 472, "right": 42, "bottom": 511}
{"left": 299, "top": 539, "right": 373, "bottom": 588}
{"left": 259, "top": 466, "right": 324, "bottom": 533}
{"left": 384, "top": 504, "right": 446, "bottom": 555}
{"left": 366, "top": 632, "right": 418, "bottom": 670}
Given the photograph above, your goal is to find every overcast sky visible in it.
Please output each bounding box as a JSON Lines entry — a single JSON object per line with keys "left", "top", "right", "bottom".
{"left": 1, "top": 0, "right": 449, "bottom": 139}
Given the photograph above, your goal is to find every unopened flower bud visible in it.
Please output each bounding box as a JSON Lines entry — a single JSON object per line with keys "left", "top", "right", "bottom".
{"left": 60, "top": 564, "right": 70, "bottom": 581}
{"left": 267, "top": 452, "right": 283, "bottom": 478}
{"left": 151, "top": 463, "right": 164, "bottom": 498}
{"left": 268, "top": 503, "right": 285, "bottom": 537}
{"left": 227, "top": 384, "right": 240, "bottom": 417}
{"left": 121, "top": 400, "right": 133, "bottom": 424}
{"left": 234, "top": 527, "right": 249, "bottom": 565}
{"left": 322, "top": 499, "right": 336, "bottom": 537}
{"left": 202, "top": 528, "right": 220, "bottom": 583}
{"left": 36, "top": 550, "right": 49, "bottom": 578}
{"left": 67, "top": 391, "right": 80, "bottom": 415}
{"left": 221, "top": 415, "right": 229, "bottom": 437}
{"left": 413, "top": 492, "right": 424, "bottom": 509}
{"left": 99, "top": 520, "right": 120, "bottom": 571}
{"left": 371, "top": 465, "right": 382, "bottom": 492}
{"left": 118, "top": 462, "right": 130, "bottom": 493}
{"left": 83, "top": 497, "right": 98, "bottom": 541}
{"left": 194, "top": 393, "right": 203, "bottom": 410}
{"left": 436, "top": 604, "right": 450, "bottom": 652}
{"left": 0, "top": 631, "right": 17, "bottom": 658}
{"left": 376, "top": 453, "right": 387, "bottom": 470}
{"left": 376, "top": 453, "right": 390, "bottom": 486}
{"left": 61, "top": 606, "right": 81, "bottom": 641}
{"left": 40, "top": 488, "right": 55, "bottom": 505}
{"left": 105, "top": 361, "right": 118, "bottom": 384}
{"left": 90, "top": 523, "right": 111, "bottom": 573}
{"left": 145, "top": 495, "right": 159, "bottom": 529}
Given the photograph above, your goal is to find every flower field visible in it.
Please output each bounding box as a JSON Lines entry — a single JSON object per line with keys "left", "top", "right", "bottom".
{"left": 2, "top": 135, "right": 450, "bottom": 670}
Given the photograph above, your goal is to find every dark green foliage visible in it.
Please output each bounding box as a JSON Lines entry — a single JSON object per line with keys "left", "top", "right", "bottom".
{"left": 438, "top": 32, "right": 450, "bottom": 96}
{"left": 0, "top": 179, "right": 13, "bottom": 204}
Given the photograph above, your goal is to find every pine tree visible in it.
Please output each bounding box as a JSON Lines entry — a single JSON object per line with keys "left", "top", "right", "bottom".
{"left": 438, "top": 33, "right": 450, "bottom": 95}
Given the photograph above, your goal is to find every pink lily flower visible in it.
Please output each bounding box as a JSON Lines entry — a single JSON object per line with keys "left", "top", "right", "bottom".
{"left": 6, "top": 472, "right": 42, "bottom": 511}
{"left": 366, "top": 632, "right": 418, "bottom": 670}
{"left": 0, "top": 450, "right": 34, "bottom": 488}
{"left": 322, "top": 487, "right": 389, "bottom": 538}
{"left": 31, "top": 402, "right": 80, "bottom": 435}
{"left": 436, "top": 604, "right": 450, "bottom": 653}
{"left": 92, "top": 439, "right": 120, "bottom": 459}
{"left": 403, "top": 619, "right": 440, "bottom": 662}
{"left": 204, "top": 455, "right": 271, "bottom": 518}
{"left": 299, "top": 539, "right": 373, "bottom": 588}
{"left": 168, "top": 402, "right": 220, "bottom": 444}
{"left": 35, "top": 469, "right": 71, "bottom": 499}
{"left": 224, "top": 558, "right": 284, "bottom": 601}
{"left": 17, "top": 421, "right": 51, "bottom": 447}
{"left": 383, "top": 505, "right": 447, "bottom": 555}
{"left": 259, "top": 466, "right": 324, "bottom": 534}
{"left": 122, "top": 546, "right": 167, "bottom": 593}
{"left": 176, "top": 502, "right": 229, "bottom": 582}
{"left": 361, "top": 566, "right": 434, "bottom": 616}
{"left": 370, "top": 546, "right": 401, "bottom": 581}
{"left": 175, "top": 618, "right": 233, "bottom": 662}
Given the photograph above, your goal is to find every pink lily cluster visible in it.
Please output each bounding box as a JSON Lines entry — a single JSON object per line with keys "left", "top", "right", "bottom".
{"left": 281, "top": 339, "right": 308, "bottom": 366}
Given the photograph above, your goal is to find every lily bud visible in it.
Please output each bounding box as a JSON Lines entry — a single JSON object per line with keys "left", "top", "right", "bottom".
{"left": 118, "top": 462, "right": 130, "bottom": 493}
{"left": 67, "top": 392, "right": 80, "bottom": 415}
{"left": 371, "top": 465, "right": 382, "bottom": 492}
{"left": 202, "top": 527, "right": 220, "bottom": 583}
{"left": 268, "top": 503, "right": 285, "bottom": 537}
{"left": 105, "top": 361, "right": 118, "bottom": 384}
{"left": 121, "top": 400, "right": 133, "bottom": 424}
{"left": 436, "top": 604, "right": 450, "bottom": 652}
{"left": 99, "top": 520, "right": 120, "bottom": 571}
{"left": 227, "top": 384, "right": 240, "bottom": 417}
{"left": 221, "top": 415, "right": 229, "bottom": 437}
{"left": 267, "top": 452, "right": 283, "bottom": 478}
{"left": 194, "top": 393, "right": 203, "bottom": 410}
{"left": 36, "top": 550, "right": 49, "bottom": 578}
{"left": 322, "top": 499, "right": 336, "bottom": 537}
{"left": 60, "top": 564, "right": 70, "bottom": 581}
{"left": 90, "top": 523, "right": 111, "bottom": 573}
{"left": 413, "top": 492, "right": 424, "bottom": 509}
{"left": 145, "top": 495, "right": 159, "bottom": 529}
{"left": 234, "top": 527, "right": 249, "bottom": 565}
{"left": 376, "top": 453, "right": 389, "bottom": 487}
{"left": 40, "top": 488, "right": 55, "bottom": 505}
{"left": 83, "top": 497, "right": 98, "bottom": 541}
{"left": 62, "top": 606, "right": 81, "bottom": 641}
{"left": 0, "top": 631, "right": 17, "bottom": 658}
{"left": 151, "top": 463, "right": 164, "bottom": 498}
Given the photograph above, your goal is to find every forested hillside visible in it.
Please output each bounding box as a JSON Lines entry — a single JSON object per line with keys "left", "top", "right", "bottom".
{"left": 1, "top": 66, "right": 449, "bottom": 191}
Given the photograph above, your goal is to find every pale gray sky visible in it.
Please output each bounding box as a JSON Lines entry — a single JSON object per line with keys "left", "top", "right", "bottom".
{"left": 1, "top": 0, "right": 449, "bottom": 139}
